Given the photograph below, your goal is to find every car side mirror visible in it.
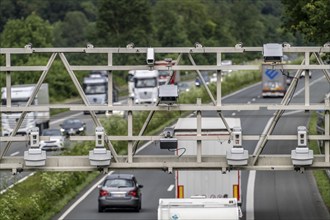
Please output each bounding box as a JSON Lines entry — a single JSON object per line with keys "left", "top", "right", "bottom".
{"left": 97, "top": 185, "right": 102, "bottom": 189}
{"left": 138, "top": 184, "right": 143, "bottom": 188}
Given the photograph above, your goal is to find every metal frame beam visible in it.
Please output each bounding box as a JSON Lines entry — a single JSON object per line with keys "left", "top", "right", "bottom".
{"left": 1, "top": 155, "right": 329, "bottom": 171}
{"left": 1, "top": 46, "right": 329, "bottom": 170}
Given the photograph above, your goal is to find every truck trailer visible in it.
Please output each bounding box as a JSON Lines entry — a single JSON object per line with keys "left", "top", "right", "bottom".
{"left": 1, "top": 84, "right": 50, "bottom": 136}
{"left": 261, "top": 64, "right": 287, "bottom": 97}
{"left": 174, "top": 117, "right": 242, "bottom": 204}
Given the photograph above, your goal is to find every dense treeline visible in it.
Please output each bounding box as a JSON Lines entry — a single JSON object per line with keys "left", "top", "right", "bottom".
{"left": 0, "top": 0, "right": 298, "bottom": 48}
{"left": 0, "top": 0, "right": 327, "bottom": 101}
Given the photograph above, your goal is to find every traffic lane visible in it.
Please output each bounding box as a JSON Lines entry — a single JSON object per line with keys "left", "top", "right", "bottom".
{"left": 255, "top": 103, "right": 330, "bottom": 219}
{"left": 63, "top": 170, "right": 174, "bottom": 220}
{"left": 63, "top": 142, "right": 175, "bottom": 219}
{"left": 255, "top": 170, "right": 329, "bottom": 220}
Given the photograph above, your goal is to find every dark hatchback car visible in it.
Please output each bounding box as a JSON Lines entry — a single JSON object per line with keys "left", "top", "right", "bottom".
{"left": 59, "top": 119, "right": 86, "bottom": 136}
{"left": 98, "top": 174, "right": 143, "bottom": 212}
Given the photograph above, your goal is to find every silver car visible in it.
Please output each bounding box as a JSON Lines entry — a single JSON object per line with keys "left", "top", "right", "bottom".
{"left": 98, "top": 174, "right": 143, "bottom": 212}
{"left": 39, "top": 129, "right": 64, "bottom": 151}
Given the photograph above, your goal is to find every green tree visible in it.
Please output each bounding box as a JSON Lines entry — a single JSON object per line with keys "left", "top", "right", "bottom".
{"left": 96, "top": 0, "right": 153, "bottom": 47}
{"left": 281, "top": 0, "right": 330, "bottom": 44}
{"left": 152, "top": 0, "right": 188, "bottom": 47}
{"left": 53, "top": 11, "right": 90, "bottom": 47}
{"left": 0, "top": 12, "right": 53, "bottom": 48}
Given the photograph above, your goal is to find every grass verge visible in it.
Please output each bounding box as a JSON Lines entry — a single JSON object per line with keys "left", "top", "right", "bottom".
{"left": 308, "top": 111, "right": 330, "bottom": 211}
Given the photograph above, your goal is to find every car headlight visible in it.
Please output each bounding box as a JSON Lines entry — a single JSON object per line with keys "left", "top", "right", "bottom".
{"left": 60, "top": 128, "right": 65, "bottom": 132}
{"left": 78, "top": 127, "right": 84, "bottom": 131}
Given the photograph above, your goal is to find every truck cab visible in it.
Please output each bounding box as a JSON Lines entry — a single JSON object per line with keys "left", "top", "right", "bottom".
{"left": 133, "top": 70, "right": 159, "bottom": 104}
{"left": 82, "top": 74, "right": 118, "bottom": 114}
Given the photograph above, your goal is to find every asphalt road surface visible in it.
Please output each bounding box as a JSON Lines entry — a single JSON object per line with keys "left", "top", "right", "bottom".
{"left": 2, "top": 73, "right": 329, "bottom": 220}
{"left": 56, "top": 71, "right": 330, "bottom": 220}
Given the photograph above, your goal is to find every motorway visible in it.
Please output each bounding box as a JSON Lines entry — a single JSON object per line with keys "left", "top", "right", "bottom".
{"left": 1, "top": 72, "right": 329, "bottom": 219}
{"left": 54, "top": 72, "right": 330, "bottom": 220}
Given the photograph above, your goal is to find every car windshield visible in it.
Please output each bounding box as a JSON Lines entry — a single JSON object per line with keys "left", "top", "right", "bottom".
{"left": 83, "top": 83, "right": 106, "bottom": 94}
{"left": 158, "top": 70, "right": 171, "bottom": 77}
{"left": 42, "top": 129, "right": 61, "bottom": 136}
{"left": 63, "top": 119, "right": 82, "bottom": 125}
{"left": 105, "top": 179, "right": 134, "bottom": 188}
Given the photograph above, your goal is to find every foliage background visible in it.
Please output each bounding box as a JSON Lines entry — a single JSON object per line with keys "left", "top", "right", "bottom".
{"left": 2, "top": 0, "right": 323, "bottom": 102}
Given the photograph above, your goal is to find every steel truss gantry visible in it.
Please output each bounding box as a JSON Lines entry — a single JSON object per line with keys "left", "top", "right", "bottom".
{"left": 0, "top": 45, "right": 329, "bottom": 172}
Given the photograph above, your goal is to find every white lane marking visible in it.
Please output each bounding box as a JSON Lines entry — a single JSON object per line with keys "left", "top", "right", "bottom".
{"left": 58, "top": 141, "right": 152, "bottom": 220}
{"left": 10, "top": 151, "right": 19, "bottom": 156}
{"left": 293, "top": 75, "right": 325, "bottom": 97}
{"left": 246, "top": 117, "right": 273, "bottom": 220}
{"left": 50, "top": 112, "right": 82, "bottom": 125}
{"left": 245, "top": 76, "right": 325, "bottom": 219}
{"left": 246, "top": 170, "right": 256, "bottom": 220}
{"left": 222, "top": 82, "right": 261, "bottom": 101}
{"left": 167, "top": 184, "right": 175, "bottom": 192}
{"left": 0, "top": 172, "right": 35, "bottom": 195}
{"left": 283, "top": 110, "right": 304, "bottom": 116}
{"left": 58, "top": 171, "right": 114, "bottom": 220}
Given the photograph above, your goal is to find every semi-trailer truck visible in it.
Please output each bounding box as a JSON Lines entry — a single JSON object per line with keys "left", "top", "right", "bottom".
{"left": 1, "top": 84, "right": 50, "bottom": 136}
{"left": 261, "top": 64, "right": 287, "bottom": 97}
{"left": 174, "top": 117, "right": 242, "bottom": 204}
{"left": 133, "top": 70, "right": 159, "bottom": 104}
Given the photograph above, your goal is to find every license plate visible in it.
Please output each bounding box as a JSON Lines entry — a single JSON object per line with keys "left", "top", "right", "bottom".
{"left": 113, "top": 194, "right": 125, "bottom": 198}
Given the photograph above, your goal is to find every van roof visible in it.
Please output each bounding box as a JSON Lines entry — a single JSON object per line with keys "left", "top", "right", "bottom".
{"left": 134, "top": 70, "right": 158, "bottom": 78}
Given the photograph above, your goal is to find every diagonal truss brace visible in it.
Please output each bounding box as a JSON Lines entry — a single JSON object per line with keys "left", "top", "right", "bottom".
{"left": 132, "top": 54, "right": 183, "bottom": 156}
{"left": 252, "top": 52, "right": 330, "bottom": 165}
{"left": 0, "top": 53, "right": 57, "bottom": 160}
{"left": 188, "top": 53, "right": 231, "bottom": 134}
{"left": 58, "top": 53, "right": 119, "bottom": 162}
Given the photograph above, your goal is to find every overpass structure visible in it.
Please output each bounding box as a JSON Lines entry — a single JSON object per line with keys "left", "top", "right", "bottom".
{"left": 0, "top": 45, "right": 329, "bottom": 172}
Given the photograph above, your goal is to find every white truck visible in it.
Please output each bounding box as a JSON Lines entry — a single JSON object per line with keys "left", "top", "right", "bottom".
{"left": 174, "top": 117, "right": 242, "bottom": 204}
{"left": 82, "top": 73, "right": 118, "bottom": 114}
{"left": 133, "top": 70, "right": 159, "bottom": 104}
{"left": 158, "top": 197, "right": 242, "bottom": 220}
{"left": 1, "top": 84, "right": 50, "bottom": 136}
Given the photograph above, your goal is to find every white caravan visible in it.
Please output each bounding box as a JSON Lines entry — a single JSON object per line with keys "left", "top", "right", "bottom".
{"left": 158, "top": 197, "right": 242, "bottom": 220}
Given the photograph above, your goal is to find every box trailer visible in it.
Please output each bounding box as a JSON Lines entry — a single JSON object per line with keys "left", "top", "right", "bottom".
{"left": 158, "top": 197, "right": 242, "bottom": 220}
{"left": 174, "top": 117, "right": 242, "bottom": 204}
{"left": 261, "top": 63, "right": 287, "bottom": 97}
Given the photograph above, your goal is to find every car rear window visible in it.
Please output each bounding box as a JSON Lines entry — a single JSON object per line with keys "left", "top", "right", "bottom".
{"left": 105, "top": 179, "right": 134, "bottom": 187}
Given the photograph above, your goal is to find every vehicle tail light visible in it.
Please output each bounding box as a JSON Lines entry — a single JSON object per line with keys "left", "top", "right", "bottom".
{"left": 99, "top": 189, "right": 109, "bottom": 197}
{"left": 128, "top": 190, "right": 137, "bottom": 197}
